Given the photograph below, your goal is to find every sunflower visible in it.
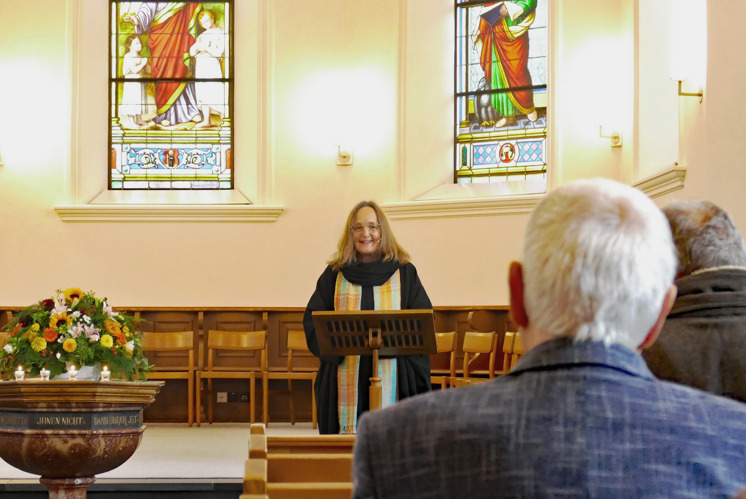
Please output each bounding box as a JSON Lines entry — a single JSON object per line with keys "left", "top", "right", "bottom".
{"left": 63, "top": 287, "right": 85, "bottom": 303}
{"left": 49, "top": 313, "right": 73, "bottom": 329}
{"left": 63, "top": 338, "right": 77, "bottom": 353}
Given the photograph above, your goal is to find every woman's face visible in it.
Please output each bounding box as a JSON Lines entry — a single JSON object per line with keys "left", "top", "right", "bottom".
{"left": 200, "top": 14, "right": 214, "bottom": 29}
{"left": 130, "top": 37, "right": 142, "bottom": 52}
{"left": 351, "top": 206, "right": 381, "bottom": 263}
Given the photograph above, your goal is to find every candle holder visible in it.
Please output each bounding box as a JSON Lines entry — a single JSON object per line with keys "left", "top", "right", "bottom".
{"left": 68, "top": 366, "right": 79, "bottom": 381}
{"left": 14, "top": 367, "right": 25, "bottom": 381}
{"left": 100, "top": 367, "right": 111, "bottom": 381}
{"left": 39, "top": 369, "right": 50, "bottom": 381}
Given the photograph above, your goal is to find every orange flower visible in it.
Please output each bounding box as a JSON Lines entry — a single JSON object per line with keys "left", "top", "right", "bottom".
{"left": 42, "top": 328, "right": 59, "bottom": 342}
{"left": 10, "top": 323, "right": 21, "bottom": 337}
{"left": 116, "top": 332, "right": 127, "bottom": 345}
{"left": 104, "top": 319, "right": 122, "bottom": 335}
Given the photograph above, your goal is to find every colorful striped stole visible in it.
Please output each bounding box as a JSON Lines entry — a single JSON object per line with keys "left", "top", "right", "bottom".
{"left": 335, "top": 270, "right": 401, "bottom": 434}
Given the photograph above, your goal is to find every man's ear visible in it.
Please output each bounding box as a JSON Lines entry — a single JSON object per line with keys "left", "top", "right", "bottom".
{"left": 638, "top": 284, "right": 677, "bottom": 351}
{"left": 508, "top": 261, "right": 529, "bottom": 328}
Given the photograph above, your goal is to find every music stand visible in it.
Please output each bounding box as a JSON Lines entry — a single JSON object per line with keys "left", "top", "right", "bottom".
{"left": 312, "top": 309, "right": 436, "bottom": 411}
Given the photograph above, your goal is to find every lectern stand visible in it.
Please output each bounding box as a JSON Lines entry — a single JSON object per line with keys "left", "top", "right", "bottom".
{"left": 312, "top": 309, "right": 436, "bottom": 411}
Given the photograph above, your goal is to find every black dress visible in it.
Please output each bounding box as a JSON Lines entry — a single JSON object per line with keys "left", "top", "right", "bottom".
{"left": 303, "top": 259, "right": 433, "bottom": 434}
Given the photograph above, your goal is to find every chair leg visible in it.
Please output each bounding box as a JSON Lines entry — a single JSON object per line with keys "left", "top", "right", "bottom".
{"left": 195, "top": 372, "right": 202, "bottom": 427}
{"left": 207, "top": 378, "right": 214, "bottom": 424}
{"left": 187, "top": 372, "right": 194, "bottom": 427}
{"left": 311, "top": 374, "right": 317, "bottom": 429}
{"left": 262, "top": 375, "right": 268, "bottom": 426}
{"left": 250, "top": 376, "right": 256, "bottom": 424}
{"left": 288, "top": 379, "right": 296, "bottom": 425}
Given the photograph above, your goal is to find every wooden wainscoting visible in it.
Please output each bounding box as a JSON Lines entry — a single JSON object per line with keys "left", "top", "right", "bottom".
{"left": 0, "top": 306, "right": 511, "bottom": 424}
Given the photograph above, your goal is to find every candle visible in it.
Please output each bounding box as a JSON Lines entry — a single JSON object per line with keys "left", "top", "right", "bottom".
{"left": 68, "top": 365, "right": 78, "bottom": 381}
{"left": 100, "top": 365, "right": 111, "bottom": 381}
{"left": 39, "top": 368, "right": 51, "bottom": 381}
{"left": 14, "top": 365, "right": 24, "bottom": 381}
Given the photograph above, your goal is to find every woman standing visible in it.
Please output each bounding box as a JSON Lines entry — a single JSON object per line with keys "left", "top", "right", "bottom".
{"left": 304, "top": 201, "right": 432, "bottom": 434}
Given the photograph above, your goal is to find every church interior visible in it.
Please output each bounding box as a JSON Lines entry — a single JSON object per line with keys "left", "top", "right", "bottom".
{"left": 0, "top": 0, "right": 743, "bottom": 497}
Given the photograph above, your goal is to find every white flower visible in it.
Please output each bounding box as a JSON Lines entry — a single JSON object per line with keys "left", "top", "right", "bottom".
{"left": 56, "top": 352, "right": 61, "bottom": 359}
{"left": 83, "top": 324, "right": 100, "bottom": 341}
{"left": 70, "top": 310, "right": 81, "bottom": 319}
{"left": 52, "top": 301, "right": 69, "bottom": 315}
{"left": 82, "top": 315, "right": 91, "bottom": 324}
{"left": 68, "top": 323, "right": 84, "bottom": 339}
{"left": 102, "top": 301, "right": 116, "bottom": 318}
{"left": 3, "top": 344, "right": 13, "bottom": 354}
{"left": 124, "top": 340, "right": 135, "bottom": 353}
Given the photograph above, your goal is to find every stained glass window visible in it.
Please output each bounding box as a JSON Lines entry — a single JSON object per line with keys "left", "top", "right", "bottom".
{"left": 109, "top": 1, "right": 233, "bottom": 190}
{"left": 455, "top": 0, "right": 547, "bottom": 183}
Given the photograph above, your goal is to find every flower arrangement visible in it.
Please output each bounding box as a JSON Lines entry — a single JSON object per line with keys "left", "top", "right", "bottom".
{"left": 0, "top": 288, "right": 151, "bottom": 380}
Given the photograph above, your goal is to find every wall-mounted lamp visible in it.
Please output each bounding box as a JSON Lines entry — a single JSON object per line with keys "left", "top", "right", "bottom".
{"left": 676, "top": 80, "right": 703, "bottom": 103}
{"left": 599, "top": 126, "right": 623, "bottom": 148}
{"left": 337, "top": 145, "right": 353, "bottom": 166}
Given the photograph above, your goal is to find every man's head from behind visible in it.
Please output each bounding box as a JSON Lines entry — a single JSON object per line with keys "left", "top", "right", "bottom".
{"left": 510, "top": 178, "right": 677, "bottom": 350}
{"left": 663, "top": 200, "right": 746, "bottom": 278}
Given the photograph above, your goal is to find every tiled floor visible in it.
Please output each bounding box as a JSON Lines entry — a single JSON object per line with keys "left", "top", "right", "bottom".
{"left": 0, "top": 422, "right": 319, "bottom": 481}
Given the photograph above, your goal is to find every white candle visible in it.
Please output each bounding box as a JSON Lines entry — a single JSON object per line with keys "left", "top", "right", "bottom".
{"left": 39, "top": 368, "right": 50, "bottom": 381}
{"left": 14, "top": 365, "right": 24, "bottom": 381}
{"left": 101, "top": 365, "right": 111, "bottom": 381}
{"left": 68, "top": 365, "right": 78, "bottom": 380}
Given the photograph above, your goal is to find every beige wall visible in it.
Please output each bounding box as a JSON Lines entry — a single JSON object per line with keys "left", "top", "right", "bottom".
{"left": 0, "top": 0, "right": 740, "bottom": 309}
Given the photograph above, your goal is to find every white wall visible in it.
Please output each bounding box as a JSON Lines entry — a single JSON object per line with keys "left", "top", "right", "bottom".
{"left": 0, "top": 0, "right": 740, "bottom": 309}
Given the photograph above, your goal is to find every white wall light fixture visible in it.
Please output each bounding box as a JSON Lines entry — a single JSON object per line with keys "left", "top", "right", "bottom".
{"left": 337, "top": 145, "right": 353, "bottom": 166}
{"left": 599, "top": 126, "right": 623, "bottom": 148}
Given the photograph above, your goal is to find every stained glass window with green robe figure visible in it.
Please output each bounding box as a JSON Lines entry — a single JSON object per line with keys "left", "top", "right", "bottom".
{"left": 110, "top": 1, "right": 233, "bottom": 190}
{"left": 455, "top": 0, "right": 547, "bottom": 184}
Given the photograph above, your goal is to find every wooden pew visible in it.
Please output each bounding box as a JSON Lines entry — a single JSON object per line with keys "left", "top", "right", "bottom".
{"left": 242, "top": 423, "right": 354, "bottom": 499}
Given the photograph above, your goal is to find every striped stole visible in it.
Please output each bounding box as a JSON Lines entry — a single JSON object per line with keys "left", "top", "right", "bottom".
{"left": 335, "top": 270, "right": 401, "bottom": 434}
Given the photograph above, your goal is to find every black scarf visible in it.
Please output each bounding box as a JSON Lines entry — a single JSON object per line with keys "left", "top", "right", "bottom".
{"left": 340, "top": 259, "right": 399, "bottom": 287}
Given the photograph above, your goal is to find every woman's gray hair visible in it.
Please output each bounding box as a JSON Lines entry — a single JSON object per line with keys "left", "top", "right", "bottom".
{"left": 662, "top": 200, "right": 746, "bottom": 277}
{"left": 521, "top": 178, "right": 676, "bottom": 349}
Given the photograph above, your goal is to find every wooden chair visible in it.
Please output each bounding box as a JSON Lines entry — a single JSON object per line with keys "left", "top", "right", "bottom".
{"left": 511, "top": 332, "right": 524, "bottom": 369}
{"left": 243, "top": 423, "right": 353, "bottom": 499}
{"left": 430, "top": 331, "right": 457, "bottom": 389}
{"left": 458, "top": 331, "right": 497, "bottom": 384}
{"left": 141, "top": 331, "right": 196, "bottom": 427}
{"left": 265, "top": 330, "right": 317, "bottom": 429}
{"left": 498, "top": 331, "right": 516, "bottom": 374}
{"left": 196, "top": 330, "right": 267, "bottom": 426}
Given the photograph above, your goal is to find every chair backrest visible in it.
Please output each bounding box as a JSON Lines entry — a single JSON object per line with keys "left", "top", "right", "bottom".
{"left": 0, "top": 331, "right": 8, "bottom": 347}
{"left": 511, "top": 332, "right": 524, "bottom": 368}
{"left": 206, "top": 330, "right": 267, "bottom": 372}
{"left": 286, "top": 330, "right": 310, "bottom": 372}
{"left": 434, "top": 331, "right": 457, "bottom": 378}
{"left": 141, "top": 330, "right": 194, "bottom": 351}
{"left": 502, "top": 331, "right": 516, "bottom": 372}
{"left": 462, "top": 331, "right": 497, "bottom": 378}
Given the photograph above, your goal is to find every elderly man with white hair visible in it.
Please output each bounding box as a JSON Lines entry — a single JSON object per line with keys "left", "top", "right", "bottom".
{"left": 352, "top": 178, "right": 746, "bottom": 499}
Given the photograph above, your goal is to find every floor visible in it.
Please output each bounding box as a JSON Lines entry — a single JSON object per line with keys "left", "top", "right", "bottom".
{"left": 0, "top": 422, "right": 319, "bottom": 497}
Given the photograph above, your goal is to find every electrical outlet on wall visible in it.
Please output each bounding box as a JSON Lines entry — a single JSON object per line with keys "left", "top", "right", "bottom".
{"left": 216, "top": 392, "right": 228, "bottom": 403}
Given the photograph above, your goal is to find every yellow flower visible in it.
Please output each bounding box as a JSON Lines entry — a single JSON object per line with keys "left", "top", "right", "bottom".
{"left": 104, "top": 319, "right": 122, "bottom": 335}
{"left": 122, "top": 326, "right": 130, "bottom": 335}
{"left": 49, "top": 313, "right": 72, "bottom": 329}
{"left": 31, "top": 337, "right": 47, "bottom": 352}
{"left": 30, "top": 323, "right": 40, "bottom": 332}
{"left": 100, "top": 334, "right": 114, "bottom": 349}
{"left": 63, "top": 338, "right": 77, "bottom": 353}
{"left": 23, "top": 331, "right": 36, "bottom": 341}
{"left": 63, "top": 287, "right": 85, "bottom": 303}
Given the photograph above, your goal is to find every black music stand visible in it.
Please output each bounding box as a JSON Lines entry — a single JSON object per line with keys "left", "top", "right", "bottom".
{"left": 312, "top": 309, "right": 436, "bottom": 411}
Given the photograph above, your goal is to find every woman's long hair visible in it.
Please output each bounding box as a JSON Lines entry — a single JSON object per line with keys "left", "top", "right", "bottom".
{"left": 327, "top": 201, "right": 411, "bottom": 271}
